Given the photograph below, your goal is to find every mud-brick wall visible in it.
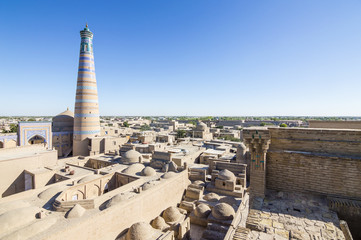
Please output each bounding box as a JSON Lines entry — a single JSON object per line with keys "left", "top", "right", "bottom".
{"left": 268, "top": 128, "right": 361, "bottom": 156}
{"left": 266, "top": 128, "right": 361, "bottom": 200}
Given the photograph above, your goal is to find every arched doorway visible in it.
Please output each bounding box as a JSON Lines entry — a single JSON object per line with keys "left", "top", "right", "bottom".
{"left": 28, "top": 135, "right": 46, "bottom": 145}
{"left": 0, "top": 141, "right": 3, "bottom": 148}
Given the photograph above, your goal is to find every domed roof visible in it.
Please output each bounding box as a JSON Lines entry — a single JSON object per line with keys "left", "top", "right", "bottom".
{"left": 77, "top": 175, "right": 99, "bottom": 183}
{"left": 66, "top": 204, "right": 85, "bottom": 219}
{"left": 217, "top": 169, "right": 235, "bottom": 181}
{"left": 212, "top": 203, "right": 235, "bottom": 220}
{"left": 122, "top": 150, "right": 142, "bottom": 164}
{"left": 193, "top": 180, "right": 205, "bottom": 187}
{"left": 2, "top": 218, "right": 57, "bottom": 240}
{"left": 141, "top": 167, "right": 156, "bottom": 177}
{"left": 53, "top": 108, "right": 74, "bottom": 122}
{"left": 38, "top": 184, "right": 66, "bottom": 200}
{"left": 162, "top": 206, "right": 182, "bottom": 223}
{"left": 194, "top": 204, "right": 211, "bottom": 218}
{"left": 125, "top": 222, "right": 155, "bottom": 240}
{"left": 203, "top": 192, "right": 220, "bottom": 202}
{"left": 196, "top": 121, "right": 208, "bottom": 131}
{"left": 122, "top": 163, "right": 145, "bottom": 175}
{"left": 151, "top": 216, "right": 169, "bottom": 231}
{"left": 0, "top": 200, "right": 31, "bottom": 215}
{"left": 0, "top": 206, "right": 40, "bottom": 234}
{"left": 142, "top": 182, "right": 155, "bottom": 191}
{"left": 219, "top": 196, "right": 238, "bottom": 207}
{"left": 162, "top": 172, "right": 177, "bottom": 179}
{"left": 106, "top": 192, "right": 136, "bottom": 208}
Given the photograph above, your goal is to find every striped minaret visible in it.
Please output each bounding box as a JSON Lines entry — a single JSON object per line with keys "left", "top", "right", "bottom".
{"left": 73, "top": 24, "right": 100, "bottom": 156}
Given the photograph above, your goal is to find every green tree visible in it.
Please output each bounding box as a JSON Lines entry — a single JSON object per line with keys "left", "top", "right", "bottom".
{"left": 176, "top": 130, "right": 186, "bottom": 138}
{"left": 2, "top": 124, "right": 19, "bottom": 133}
{"left": 27, "top": 118, "right": 36, "bottom": 121}
{"left": 279, "top": 123, "right": 287, "bottom": 127}
{"left": 123, "top": 121, "right": 129, "bottom": 127}
{"left": 140, "top": 124, "right": 151, "bottom": 131}
{"left": 260, "top": 122, "right": 266, "bottom": 126}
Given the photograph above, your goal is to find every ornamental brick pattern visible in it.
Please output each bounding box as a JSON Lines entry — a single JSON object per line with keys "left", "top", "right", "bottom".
{"left": 73, "top": 25, "right": 100, "bottom": 156}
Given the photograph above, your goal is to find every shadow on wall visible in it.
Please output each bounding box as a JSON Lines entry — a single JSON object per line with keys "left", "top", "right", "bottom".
{"left": 2, "top": 171, "right": 25, "bottom": 198}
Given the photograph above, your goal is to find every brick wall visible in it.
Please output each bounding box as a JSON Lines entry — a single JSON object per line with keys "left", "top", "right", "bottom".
{"left": 266, "top": 128, "right": 361, "bottom": 200}
{"left": 309, "top": 120, "right": 361, "bottom": 130}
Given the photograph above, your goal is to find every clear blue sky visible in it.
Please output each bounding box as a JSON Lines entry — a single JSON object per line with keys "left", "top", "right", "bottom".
{"left": 1, "top": 0, "right": 360, "bottom": 116}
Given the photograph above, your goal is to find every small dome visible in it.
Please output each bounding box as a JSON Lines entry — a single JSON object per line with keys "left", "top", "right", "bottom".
{"left": 125, "top": 222, "right": 155, "bottom": 240}
{"left": 66, "top": 204, "right": 86, "bottom": 218}
{"left": 219, "top": 196, "right": 238, "bottom": 207}
{"left": 0, "top": 200, "right": 31, "bottom": 215}
{"left": 0, "top": 206, "right": 40, "bottom": 234}
{"left": 122, "top": 163, "right": 145, "bottom": 175}
{"left": 106, "top": 192, "right": 136, "bottom": 208}
{"left": 162, "top": 172, "right": 177, "bottom": 179}
{"left": 106, "top": 193, "right": 127, "bottom": 208}
{"left": 151, "top": 216, "right": 169, "bottom": 231}
{"left": 77, "top": 175, "right": 99, "bottom": 183}
{"left": 142, "top": 182, "right": 155, "bottom": 191}
{"left": 122, "top": 150, "right": 142, "bottom": 164}
{"left": 196, "top": 121, "right": 208, "bottom": 131}
{"left": 217, "top": 169, "right": 235, "bottom": 181}
{"left": 162, "top": 206, "right": 182, "bottom": 223}
{"left": 141, "top": 167, "right": 156, "bottom": 176}
{"left": 203, "top": 192, "right": 220, "bottom": 202}
{"left": 38, "top": 184, "right": 66, "bottom": 200}
{"left": 53, "top": 108, "right": 74, "bottom": 122}
{"left": 1, "top": 218, "right": 57, "bottom": 240}
{"left": 194, "top": 204, "right": 211, "bottom": 218}
{"left": 212, "top": 203, "right": 235, "bottom": 220}
{"left": 193, "top": 180, "right": 205, "bottom": 187}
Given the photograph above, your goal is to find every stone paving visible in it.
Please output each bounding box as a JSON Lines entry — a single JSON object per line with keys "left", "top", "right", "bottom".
{"left": 244, "top": 191, "right": 345, "bottom": 240}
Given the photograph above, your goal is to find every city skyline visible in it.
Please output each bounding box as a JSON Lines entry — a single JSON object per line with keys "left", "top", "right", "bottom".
{"left": 1, "top": 0, "right": 361, "bottom": 116}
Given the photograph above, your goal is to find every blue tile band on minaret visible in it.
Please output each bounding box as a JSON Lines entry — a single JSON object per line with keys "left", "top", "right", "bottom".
{"left": 73, "top": 24, "right": 101, "bottom": 156}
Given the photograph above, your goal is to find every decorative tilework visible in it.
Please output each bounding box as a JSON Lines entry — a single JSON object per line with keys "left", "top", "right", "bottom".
{"left": 76, "top": 86, "right": 97, "bottom": 90}
{"left": 74, "top": 130, "right": 100, "bottom": 135}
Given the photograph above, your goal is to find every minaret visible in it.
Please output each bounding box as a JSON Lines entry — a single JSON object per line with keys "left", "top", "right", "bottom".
{"left": 73, "top": 24, "right": 100, "bottom": 156}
